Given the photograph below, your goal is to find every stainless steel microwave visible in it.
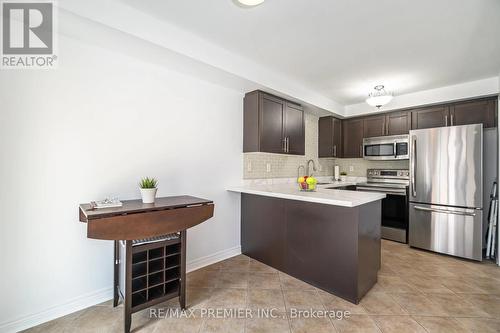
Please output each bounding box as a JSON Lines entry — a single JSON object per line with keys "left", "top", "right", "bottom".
{"left": 363, "top": 135, "right": 409, "bottom": 160}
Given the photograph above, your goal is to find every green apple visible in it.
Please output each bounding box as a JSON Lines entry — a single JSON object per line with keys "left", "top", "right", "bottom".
{"left": 306, "top": 177, "right": 317, "bottom": 185}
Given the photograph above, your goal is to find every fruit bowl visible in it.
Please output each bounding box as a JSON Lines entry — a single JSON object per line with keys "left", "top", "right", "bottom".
{"left": 297, "top": 176, "right": 317, "bottom": 192}
{"left": 298, "top": 182, "right": 316, "bottom": 192}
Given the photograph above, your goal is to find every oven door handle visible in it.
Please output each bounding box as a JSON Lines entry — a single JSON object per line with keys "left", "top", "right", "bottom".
{"left": 356, "top": 186, "right": 407, "bottom": 196}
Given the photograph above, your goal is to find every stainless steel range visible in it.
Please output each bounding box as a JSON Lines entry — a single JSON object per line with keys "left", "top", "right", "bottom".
{"left": 357, "top": 169, "right": 410, "bottom": 243}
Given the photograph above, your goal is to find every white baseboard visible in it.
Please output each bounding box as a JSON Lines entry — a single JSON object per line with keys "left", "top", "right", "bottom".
{"left": 0, "top": 287, "right": 113, "bottom": 333}
{"left": 186, "top": 245, "right": 241, "bottom": 273}
{"left": 0, "top": 246, "right": 241, "bottom": 333}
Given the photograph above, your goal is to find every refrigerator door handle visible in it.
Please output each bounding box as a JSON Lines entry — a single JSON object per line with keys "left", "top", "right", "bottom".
{"left": 413, "top": 205, "right": 477, "bottom": 217}
{"left": 411, "top": 135, "right": 417, "bottom": 197}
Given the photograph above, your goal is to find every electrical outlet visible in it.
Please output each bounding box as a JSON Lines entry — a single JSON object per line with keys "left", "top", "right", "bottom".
{"left": 266, "top": 163, "right": 271, "bottom": 173}
{"left": 247, "top": 162, "right": 252, "bottom": 172}
{"left": 318, "top": 164, "right": 322, "bottom": 172}
{"left": 349, "top": 165, "right": 354, "bottom": 172}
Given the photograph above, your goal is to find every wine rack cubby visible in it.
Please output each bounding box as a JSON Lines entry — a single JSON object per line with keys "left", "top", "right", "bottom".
{"left": 119, "top": 234, "right": 184, "bottom": 311}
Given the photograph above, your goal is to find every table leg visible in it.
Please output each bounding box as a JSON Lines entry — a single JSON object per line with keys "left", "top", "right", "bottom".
{"left": 113, "top": 240, "right": 119, "bottom": 307}
{"left": 124, "top": 240, "right": 132, "bottom": 333}
{"left": 180, "top": 230, "right": 187, "bottom": 309}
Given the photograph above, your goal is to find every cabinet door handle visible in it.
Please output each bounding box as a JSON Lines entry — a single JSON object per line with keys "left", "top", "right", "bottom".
{"left": 282, "top": 138, "right": 286, "bottom": 152}
{"left": 286, "top": 137, "right": 289, "bottom": 153}
{"left": 359, "top": 145, "right": 363, "bottom": 157}
{"left": 333, "top": 145, "right": 337, "bottom": 157}
{"left": 445, "top": 115, "right": 448, "bottom": 126}
{"left": 451, "top": 114, "right": 454, "bottom": 126}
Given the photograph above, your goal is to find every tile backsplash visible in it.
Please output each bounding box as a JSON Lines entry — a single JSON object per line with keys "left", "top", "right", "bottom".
{"left": 243, "top": 112, "right": 409, "bottom": 179}
{"left": 333, "top": 158, "right": 409, "bottom": 177}
{"left": 243, "top": 113, "right": 336, "bottom": 179}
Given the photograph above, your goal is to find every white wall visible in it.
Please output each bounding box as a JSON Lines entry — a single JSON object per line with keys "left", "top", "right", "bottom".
{"left": 0, "top": 14, "right": 243, "bottom": 332}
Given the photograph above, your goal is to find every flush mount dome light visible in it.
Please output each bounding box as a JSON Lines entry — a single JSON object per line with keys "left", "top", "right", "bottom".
{"left": 236, "top": 0, "right": 265, "bottom": 7}
{"left": 366, "top": 85, "right": 393, "bottom": 108}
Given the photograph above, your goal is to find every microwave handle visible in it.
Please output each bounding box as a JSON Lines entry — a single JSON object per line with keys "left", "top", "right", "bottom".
{"left": 393, "top": 142, "right": 397, "bottom": 158}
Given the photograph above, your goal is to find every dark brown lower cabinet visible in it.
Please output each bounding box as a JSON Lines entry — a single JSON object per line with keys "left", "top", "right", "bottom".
{"left": 241, "top": 194, "right": 382, "bottom": 304}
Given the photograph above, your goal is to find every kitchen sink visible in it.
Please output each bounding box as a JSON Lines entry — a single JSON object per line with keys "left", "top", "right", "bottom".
{"left": 325, "top": 185, "right": 357, "bottom": 191}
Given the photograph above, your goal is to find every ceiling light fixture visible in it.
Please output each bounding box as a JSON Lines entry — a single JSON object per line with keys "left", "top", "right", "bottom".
{"left": 235, "top": 0, "right": 265, "bottom": 7}
{"left": 366, "top": 85, "right": 393, "bottom": 108}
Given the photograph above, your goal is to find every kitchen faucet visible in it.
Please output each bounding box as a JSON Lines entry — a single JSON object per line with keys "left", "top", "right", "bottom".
{"left": 306, "top": 159, "right": 317, "bottom": 176}
{"left": 297, "top": 165, "right": 305, "bottom": 179}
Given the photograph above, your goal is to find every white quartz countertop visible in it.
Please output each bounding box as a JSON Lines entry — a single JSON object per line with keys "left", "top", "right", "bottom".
{"left": 227, "top": 182, "right": 385, "bottom": 208}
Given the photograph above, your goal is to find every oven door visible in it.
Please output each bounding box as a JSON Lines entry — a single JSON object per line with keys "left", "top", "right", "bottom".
{"left": 356, "top": 186, "right": 408, "bottom": 243}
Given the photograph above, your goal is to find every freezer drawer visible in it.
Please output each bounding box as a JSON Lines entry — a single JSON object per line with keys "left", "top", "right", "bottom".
{"left": 409, "top": 203, "right": 482, "bottom": 261}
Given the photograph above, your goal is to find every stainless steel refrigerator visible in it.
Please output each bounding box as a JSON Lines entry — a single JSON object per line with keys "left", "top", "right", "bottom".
{"left": 409, "top": 124, "right": 483, "bottom": 261}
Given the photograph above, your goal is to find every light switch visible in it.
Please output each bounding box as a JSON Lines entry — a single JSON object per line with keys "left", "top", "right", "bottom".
{"left": 247, "top": 162, "right": 252, "bottom": 172}
{"left": 349, "top": 165, "right": 354, "bottom": 172}
{"left": 266, "top": 163, "right": 271, "bottom": 172}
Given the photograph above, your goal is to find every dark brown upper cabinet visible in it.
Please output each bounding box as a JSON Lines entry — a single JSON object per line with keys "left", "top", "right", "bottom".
{"left": 363, "top": 115, "right": 386, "bottom": 138}
{"left": 385, "top": 111, "right": 411, "bottom": 135}
{"left": 284, "top": 102, "right": 305, "bottom": 155}
{"left": 318, "top": 116, "right": 342, "bottom": 158}
{"left": 450, "top": 98, "right": 497, "bottom": 128}
{"left": 259, "top": 94, "right": 285, "bottom": 153}
{"left": 243, "top": 91, "right": 305, "bottom": 155}
{"left": 343, "top": 118, "right": 364, "bottom": 158}
{"left": 411, "top": 97, "right": 498, "bottom": 130}
{"left": 411, "top": 105, "right": 450, "bottom": 130}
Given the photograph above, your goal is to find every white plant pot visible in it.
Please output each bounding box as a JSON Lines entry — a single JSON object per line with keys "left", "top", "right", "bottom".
{"left": 140, "top": 188, "right": 157, "bottom": 204}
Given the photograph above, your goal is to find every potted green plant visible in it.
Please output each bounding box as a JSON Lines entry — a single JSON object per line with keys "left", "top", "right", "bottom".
{"left": 139, "top": 177, "right": 158, "bottom": 204}
{"left": 340, "top": 171, "right": 348, "bottom": 182}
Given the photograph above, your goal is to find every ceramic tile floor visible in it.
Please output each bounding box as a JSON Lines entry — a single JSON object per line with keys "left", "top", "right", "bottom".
{"left": 24, "top": 240, "right": 500, "bottom": 333}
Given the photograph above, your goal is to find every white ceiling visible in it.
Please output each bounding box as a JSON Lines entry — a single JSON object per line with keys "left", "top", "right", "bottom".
{"left": 121, "top": 0, "right": 500, "bottom": 105}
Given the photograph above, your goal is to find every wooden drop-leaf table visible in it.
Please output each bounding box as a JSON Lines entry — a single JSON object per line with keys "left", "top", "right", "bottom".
{"left": 79, "top": 196, "right": 214, "bottom": 333}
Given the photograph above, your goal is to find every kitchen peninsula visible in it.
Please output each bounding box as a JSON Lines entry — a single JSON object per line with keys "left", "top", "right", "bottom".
{"left": 228, "top": 184, "right": 385, "bottom": 304}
